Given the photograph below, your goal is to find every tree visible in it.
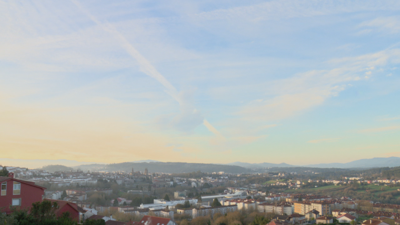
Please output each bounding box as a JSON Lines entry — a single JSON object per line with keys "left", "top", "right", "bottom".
{"left": 9, "top": 200, "right": 77, "bottom": 225}
{"left": 84, "top": 219, "right": 106, "bottom": 225}
{"left": 180, "top": 219, "right": 189, "bottom": 225}
{"left": 183, "top": 200, "right": 191, "bottom": 208}
{"left": 298, "top": 196, "right": 303, "bottom": 202}
{"left": 350, "top": 220, "right": 357, "bottom": 225}
{"left": 113, "top": 198, "right": 119, "bottom": 206}
{"left": 0, "top": 166, "right": 9, "bottom": 176}
{"left": 175, "top": 204, "right": 184, "bottom": 209}
{"left": 211, "top": 198, "right": 221, "bottom": 207}
{"left": 251, "top": 215, "right": 270, "bottom": 225}
{"left": 30, "top": 200, "right": 59, "bottom": 222}
{"left": 164, "top": 194, "right": 170, "bottom": 201}
{"left": 61, "top": 190, "right": 67, "bottom": 200}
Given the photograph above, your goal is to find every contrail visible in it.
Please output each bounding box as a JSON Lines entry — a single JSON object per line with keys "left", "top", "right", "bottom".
{"left": 71, "top": 0, "right": 224, "bottom": 138}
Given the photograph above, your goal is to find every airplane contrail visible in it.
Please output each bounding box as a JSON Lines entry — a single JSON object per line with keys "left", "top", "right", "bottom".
{"left": 71, "top": 0, "right": 224, "bottom": 138}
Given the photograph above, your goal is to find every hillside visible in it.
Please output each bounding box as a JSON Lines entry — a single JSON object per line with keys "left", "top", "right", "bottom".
{"left": 307, "top": 157, "right": 400, "bottom": 168}
{"left": 230, "top": 157, "right": 400, "bottom": 169}
{"left": 75, "top": 162, "right": 251, "bottom": 174}
{"left": 42, "top": 165, "right": 74, "bottom": 172}
{"left": 229, "top": 162, "right": 294, "bottom": 168}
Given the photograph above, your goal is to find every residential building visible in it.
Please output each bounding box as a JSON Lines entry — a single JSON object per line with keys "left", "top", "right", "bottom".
{"left": 133, "top": 215, "right": 176, "bottom": 225}
{"left": 267, "top": 220, "right": 291, "bottom": 225}
{"left": 192, "top": 205, "right": 237, "bottom": 218}
{"left": 362, "top": 219, "right": 390, "bottom": 225}
{"left": 0, "top": 173, "right": 46, "bottom": 214}
{"left": 304, "top": 209, "right": 319, "bottom": 221}
{"left": 45, "top": 199, "right": 80, "bottom": 222}
{"left": 337, "top": 213, "right": 356, "bottom": 223}
{"left": 316, "top": 216, "right": 334, "bottom": 224}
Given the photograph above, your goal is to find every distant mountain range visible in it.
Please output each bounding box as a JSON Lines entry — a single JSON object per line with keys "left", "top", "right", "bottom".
{"left": 230, "top": 157, "right": 400, "bottom": 169}
{"left": 306, "top": 157, "right": 400, "bottom": 168}
{"left": 228, "top": 162, "right": 293, "bottom": 168}
{"left": 4, "top": 157, "right": 400, "bottom": 173}
{"left": 73, "top": 162, "right": 251, "bottom": 174}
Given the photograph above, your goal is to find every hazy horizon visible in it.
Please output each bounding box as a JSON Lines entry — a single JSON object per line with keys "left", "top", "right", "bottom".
{"left": 1, "top": 1, "right": 400, "bottom": 166}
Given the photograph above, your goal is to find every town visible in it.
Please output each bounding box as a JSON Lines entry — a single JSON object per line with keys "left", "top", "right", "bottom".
{"left": 2, "top": 164, "right": 400, "bottom": 225}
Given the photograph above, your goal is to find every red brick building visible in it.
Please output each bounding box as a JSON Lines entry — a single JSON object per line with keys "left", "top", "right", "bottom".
{"left": 45, "top": 199, "right": 80, "bottom": 222}
{"left": 0, "top": 173, "right": 45, "bottom": 214}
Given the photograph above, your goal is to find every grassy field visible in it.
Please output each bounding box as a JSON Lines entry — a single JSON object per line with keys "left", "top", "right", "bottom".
{"left": 265, "top": 179, "right": 285, "bottom": 185}
{"left": 284, "top": 184, "right": 400, "bottom": 200}
{"left": 284, "top": 185, "right": 345, "bottom": 193}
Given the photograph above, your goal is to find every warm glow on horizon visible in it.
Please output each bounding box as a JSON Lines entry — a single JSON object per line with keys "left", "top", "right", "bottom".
{"left": 1, "top": 0, "right": 400, "bottom": 168}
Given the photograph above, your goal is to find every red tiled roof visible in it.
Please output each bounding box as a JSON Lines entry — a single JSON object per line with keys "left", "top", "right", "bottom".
{"left": 338, "top": 213, "right": 356, "bottom": 220}
{"left": 44, "top": 199, "right": 79, "bottom": 215}
{"left": 87, "top": 215, "right": 105, "bottom": 220}
{"left": 317, "top": 216, "right": 334, "bottom": 220}
{"left": 0, "top": 176, "right": 46, "bottom": 190}
{"left": 138, "top": 215, "right": 172, "bottom": 225}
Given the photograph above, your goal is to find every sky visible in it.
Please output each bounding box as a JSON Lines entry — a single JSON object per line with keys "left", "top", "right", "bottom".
{"left": 1, "top": 0, "right": 400, "bottom": 168}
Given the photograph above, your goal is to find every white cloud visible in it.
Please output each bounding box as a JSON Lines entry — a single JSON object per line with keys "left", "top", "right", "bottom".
{"left": 360, "top": 17, "right": 400, "bottom": 34}
{"left": 234, "top": 48, "right": 400, "bottom": 122}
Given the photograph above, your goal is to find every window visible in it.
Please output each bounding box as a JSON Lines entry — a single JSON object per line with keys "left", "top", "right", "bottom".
{"left": 1, "top": 182, "right": 6, "bottom": 196}
{"left": 12, "top": 198, "right": 21, "bottom": 206}
{"left": 13, "top": 182, "right": 21, "bottom": 195}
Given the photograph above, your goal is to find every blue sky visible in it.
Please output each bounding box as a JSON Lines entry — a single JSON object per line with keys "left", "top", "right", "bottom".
{"left": 0, "top": 0, "right": 400, "bottom": 168}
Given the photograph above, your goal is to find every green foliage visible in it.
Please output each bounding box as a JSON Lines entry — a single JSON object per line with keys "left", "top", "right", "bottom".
{"left": 251, "top": 215, "right": 270, "bottom": 225}
{"left": 61, "top": 190, "right": 67, "bottom": 200}
{"left": 2, "top": 200, "right": 77, "bottom": 225}
{"left": 211, "top": 198, "right": 222, "bottom": 207}
{"left": 41, "top": 165, "right": 73, "bottom": 173}
{"left": 164, "top": 194, "right": 170, "bottom": 201}
{"left": 128, "top": 194, "right": 155, "bottom": 206}
{"left": 183, "top": 200, "right": 191, "bottom": 208}
{"left": 0, "top": 166, "right": 9, "bottom": 176}
{"left": 83, "top": 219, "right": 106, "bottom": 225}
{"left": 30, "top": 200, "right": 59, "bottom": 222}
{"left": 113, "top": 198, "right": 119, "bottom": 206}
{"left": 202, "top": 183, "right": 212, "bottom": 188}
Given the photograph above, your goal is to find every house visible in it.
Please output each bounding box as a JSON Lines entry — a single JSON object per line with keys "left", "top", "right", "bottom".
{"left": 362, "top": 219, "right": 390, "bottom": 225}
{"left": 332, "top": 210, "right": 341, "bottom": 217}
{"left": 0, "top": 173, "right": 46, "bottom": 214}
{"left": 192, "top": 205, "right": 237, "bottom": 218}
{"left": 267, "top": 220, "right": 291, "bottom": 225}
{"left": 133, "top": 215, "right": 176, "bottom": 225}
{"left": 87, "top": 215, "right": 116, "bottom": 222}
{"left": 44, "top": 199, "right": 80, "bottom": 222}
{"left": 106, "top": 221, "right": 126, "bottom": 225}
{"left": 289, "top": 213, "right": 306, "bottom": 224}
{"left": 176, "top": 208, "right": 193, "bottom": 216}
{"left": 338, "top": 213, "right": 356, "bottom": 223}
{"left": 305, "top": 209, "right": 319, "bottom": 221}
{"left": 316, "top": 216, "right": 334, "bottom": 224}
{"left": 81, "top": 207, "right": 98, "bottom": 221}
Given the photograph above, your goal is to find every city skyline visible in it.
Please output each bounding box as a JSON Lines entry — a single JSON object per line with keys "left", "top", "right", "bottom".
{"left": 1, "top": 0, "right": 400, "bottom": 167}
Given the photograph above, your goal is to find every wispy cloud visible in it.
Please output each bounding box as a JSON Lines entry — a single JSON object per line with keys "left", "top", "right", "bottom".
{"left": 360, "top": 17, "right": 400, "bottom": 34}
{"left": 358, "top": 126, "right": 400, "bottom": 133}
{"left": 236, "top": 48, "right": 400, "bottom": 122}
{"left": 378, "top": 116, "right": 400, "bottom": 121}
{"left": 308, "top": 138, "right": 339, "bottom": 144}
